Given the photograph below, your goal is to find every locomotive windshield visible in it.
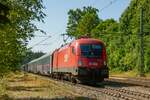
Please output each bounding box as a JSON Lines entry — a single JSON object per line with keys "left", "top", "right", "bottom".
{"left": 80, "top": 44, "right": 102, "bottom": 58}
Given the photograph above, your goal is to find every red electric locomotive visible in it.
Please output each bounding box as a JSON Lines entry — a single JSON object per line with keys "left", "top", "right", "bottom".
{"left": 52, "top": 37, "right": 109, "bottom": 83}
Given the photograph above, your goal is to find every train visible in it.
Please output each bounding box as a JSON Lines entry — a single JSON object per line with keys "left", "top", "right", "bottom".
{"left": 22, "top": 37, "right": 109, "bottom": 83}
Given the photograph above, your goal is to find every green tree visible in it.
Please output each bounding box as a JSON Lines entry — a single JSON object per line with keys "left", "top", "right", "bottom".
{"left": 76, "top": 12, "right": 99, "bottom": 37}
{"left": 67, "top": 6, "right": 100, "bottom": 38}
{"left": 22, "top": 50, "right": 45, "bottom": 64}
{"left": 120, "top": 0, "right": 150, "bottom": 72}
{"left": 0, "top": 2, "right": 9, "bottom": 24}
{"left": 91, "top": 19, "right": 125, "bottom": 71}
{"left": 0, "top": 0, "right": 45, "bottom": 77}
{"left": 66, "top": 1, "right": 150, "bottom": 73}
{"left": 91, "top": 19, "right": 119, "bottom": 38}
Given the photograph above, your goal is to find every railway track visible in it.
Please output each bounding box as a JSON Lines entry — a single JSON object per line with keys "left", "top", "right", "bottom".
{"left": 104, "top": 87, "right": 150, "bottom": 100}
{"left": 74, "top": 84, "right": 150, "bottom": 100}
{"left": 106, "top": 76, "right": 150, "bottom": 87}
{"left": 32, "top": 73, "right": 150, "bottom": 100}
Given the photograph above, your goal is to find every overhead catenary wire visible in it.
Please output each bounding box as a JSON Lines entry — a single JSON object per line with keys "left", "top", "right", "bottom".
{"left": 92, "top": 0, "right": 99, "bottom": 6}
{"left": 37, "top": 43, "right": 52, "bottom": 45}
{"left": 31, "top": 0, "right": 119, "bottom": 43}
{"left": 99, "top": 0, "right": 118, "bottom": 12}
{"left": 34, "top": 35, "right": 52, "bottom": 37}
{"left": 29, "top": 0, "right": 121, "bottom": 49}
{"left": 30, "top": 36, "right": 51, "bottom": 48}
{"left": 29, "top": 33, "right": 61, "bottom": 48}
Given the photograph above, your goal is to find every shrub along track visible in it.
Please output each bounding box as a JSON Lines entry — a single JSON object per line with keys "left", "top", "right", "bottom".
{"left": 33, "top": 73, "right": 150, "bottom": 100}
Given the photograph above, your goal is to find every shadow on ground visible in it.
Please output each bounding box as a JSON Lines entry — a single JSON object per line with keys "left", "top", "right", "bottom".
{"left": 6, "top": 85, "right": 48, "bottom": 92}
{"left": 102, "top": 80, "right": 140, "bottom": 88}
{"left": 8, "top": 76, "right": 34, "bottom": 83}
{"left": 81, "top": 80, "right": 140, "bottom": 88}
{"left": 0, "top": 95, "right": 97, "bottom": 100}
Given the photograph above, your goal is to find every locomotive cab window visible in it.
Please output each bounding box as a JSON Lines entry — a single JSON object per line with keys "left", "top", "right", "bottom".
{"left": 80, "top": 44, "right": 102, "bottom": 58}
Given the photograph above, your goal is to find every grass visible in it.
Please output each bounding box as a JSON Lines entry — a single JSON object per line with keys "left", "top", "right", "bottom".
{"left": 0, "top": 72, "right": 96, "bottom": 100}
{"left": 145, "top": 73, "right": 150, "bottom": 78}
{"left": 110, "top": 70, "right": 150, "bottom": 79}
{"left": 0, "top": 78, "right": 7, "bottom": 96}
{"left": 110, "top": 70, "right": 137, "bottom": 77}
{"left": 6, "top": 72, "right": 77, "bottom": 99}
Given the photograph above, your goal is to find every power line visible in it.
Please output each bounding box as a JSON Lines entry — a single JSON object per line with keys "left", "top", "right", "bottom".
{"left": 30, "top": 33, "right": 61, "bottom": 47}
{"left": 30, "top": 36, "right": 51, "bottom": 48}
{"left": 34, "top": 35, "right": 51, "bottom": 37}
{"left": 29, "top": 0, "right": 119, "bottom": 49}
{"left": 29, "top": 0, "right": 119, "bottom": 50}
{"left": 99, "top": 0, "right": 118, "bottom": 12}
{"left": 92, "top": 0, "right": 99, "bottom": 6}
{"left": 29, "top": 33, "right": 63, "bottom": 49}
{"left": 33, "top": 32, "right": 60, "bottom": 38}
{"left": 91, "top": 0, "right": 118, "bottom": 12}
{"left": 37, "top": 43, "right": 52, "bottom": 45}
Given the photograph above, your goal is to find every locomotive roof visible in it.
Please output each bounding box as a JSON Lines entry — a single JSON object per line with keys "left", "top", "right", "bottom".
{"left": 68, "top": 38, "right": 104, "bottom": 46}
{"left": 56, "top": 38, "right": 104, "bottom": 52}
{"left": 75, "top": 38, "right": 104, "bottom": 43}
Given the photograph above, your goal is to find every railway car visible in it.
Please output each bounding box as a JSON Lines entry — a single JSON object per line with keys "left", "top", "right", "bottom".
{"left": 52, "top": 37, "right": 108, "bottom": 83}
{"left": 27, "top": 53, "right": 52, "bottom": 75}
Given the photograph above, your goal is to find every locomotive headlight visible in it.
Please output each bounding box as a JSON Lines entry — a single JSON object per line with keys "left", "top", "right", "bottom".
{"left": 104, "top": 61, "right": 107, "bottom": 66}
{"left": 78, "top": 60, "right": 83, "bottom": 66}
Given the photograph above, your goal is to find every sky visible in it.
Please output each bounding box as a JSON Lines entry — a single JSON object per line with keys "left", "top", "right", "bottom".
{"left": 28, "top": 0, "right": 131, "bottom": 53}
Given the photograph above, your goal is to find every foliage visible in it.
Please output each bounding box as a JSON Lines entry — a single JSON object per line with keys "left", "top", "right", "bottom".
{"left": 120, "top": 0, "right": 150, "bottom": 72}
{"left": 0, "top": 3, "right": 9, "bottom": 24}
{"left": 76, "top": 12, "right": 99, "bottom": 37}
{"left": 0, "top": 78, "right": 7, "bottom": 96}
{"left": 91, "top": 19, "right": 119, "bottom": 39}
{"left": 66, "top": 6, "right": 100, "bottom": 38}
{"left": 22, "top": 50, "right": 45, "bottom": 64}
{"left": 66, "top": 3, "right": 150, "bottom": 73}
{"left": 0, "top": 0, "right": 45, "bottom": 76}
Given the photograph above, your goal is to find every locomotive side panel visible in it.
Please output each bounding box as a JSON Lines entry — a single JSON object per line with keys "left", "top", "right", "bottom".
{"left": 53, "top": 44, "right": 78, "bottom": 75}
